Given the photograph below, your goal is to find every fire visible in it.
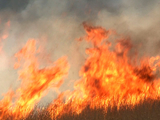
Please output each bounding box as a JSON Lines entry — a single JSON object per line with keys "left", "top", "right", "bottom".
{"left": 0, "top": 90, "right": 14, "bottom": 119}
{"left": 0, "top": 21, "right": 10, "bottom": 41}
{"left": 0, "top": 40, "right": 69, "bottom": 119}
{"left": 48, "top": 23, "right": 160, "bottom": 118}
{"left": 1, "top": 23, "right": 160, "bottom": 119}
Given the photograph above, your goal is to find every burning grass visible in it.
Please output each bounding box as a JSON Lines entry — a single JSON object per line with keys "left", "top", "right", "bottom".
{"left": 1, "top": 23, "right": 160, "bottom": 120}
{"left": 2, "top": 99, "right": 160, "bottom": 120}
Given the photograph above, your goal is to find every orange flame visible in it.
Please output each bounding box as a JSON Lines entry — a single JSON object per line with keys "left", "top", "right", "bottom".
{"left": 0, "top": 39, "right": 69, "bottom": 119}
{"left": 0, "top": 21, "right": 10, "bottom": 41}
{"left": 48, "top": 24, "right": 160, "bottom": 118}
{"left": 1, "top": 23, "right": 160, "bottom": 119}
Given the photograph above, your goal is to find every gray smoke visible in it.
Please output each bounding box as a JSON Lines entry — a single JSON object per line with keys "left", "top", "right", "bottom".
{"left": 0, "top": 0, "right": 160, "bottom": 104}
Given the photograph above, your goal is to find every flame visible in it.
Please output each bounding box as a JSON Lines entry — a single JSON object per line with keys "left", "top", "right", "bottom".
{"left": 0, "top": 90, "right": 14, "bottom": 119}
{"left": 48, "top": 24, "right": 160, "bottom": 118}
{"left": 1, "top": 23, "right": 160, "bottom": 119}
{"left": 0, "top": 39, "right": 69, "bottom": 119}
{"left": 0, "top": 21, "right": 10, "bottom": 41}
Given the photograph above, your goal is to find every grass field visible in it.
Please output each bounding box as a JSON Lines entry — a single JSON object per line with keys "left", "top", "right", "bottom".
{"left": 3, "top": 99, "right": 156, "bottom": 120}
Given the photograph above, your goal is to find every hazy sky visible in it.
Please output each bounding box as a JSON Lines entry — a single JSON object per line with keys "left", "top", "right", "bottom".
{"left": 0, "top": 0, "right": 160, "bottom": 104}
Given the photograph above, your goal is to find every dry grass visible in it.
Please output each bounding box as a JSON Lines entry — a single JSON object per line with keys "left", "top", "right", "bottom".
{"left": 2, "top": 99, "right": 160, "bottom": 120}
{"left": 25, "top": 99, "right": 160, "bottom": 120}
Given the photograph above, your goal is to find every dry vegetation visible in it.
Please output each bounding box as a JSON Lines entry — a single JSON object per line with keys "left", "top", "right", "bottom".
{"left": 1, "top": 99, "right": 159, "bottom": 120}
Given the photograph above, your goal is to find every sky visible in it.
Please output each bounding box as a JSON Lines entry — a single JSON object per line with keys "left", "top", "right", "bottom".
{"left": 0, "top": 0, "right": 160, "bottom": 104}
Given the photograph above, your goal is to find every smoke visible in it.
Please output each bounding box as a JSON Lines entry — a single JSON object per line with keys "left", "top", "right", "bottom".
{"left": 96, "top": 1, "right": 160, "bottom": 57}
{"left": 0, "top": 0, "right": 160, "bottom": 104}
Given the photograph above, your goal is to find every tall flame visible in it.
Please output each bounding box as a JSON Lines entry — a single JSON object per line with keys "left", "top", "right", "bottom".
{"left": 48, "top": 23, "right": 160, "bottom": 118}
{"left": 0, "top": 39, "right": 69, "bottom": 119}
{"left": 1, "top": 23, "right": 160, "bottom": 119}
